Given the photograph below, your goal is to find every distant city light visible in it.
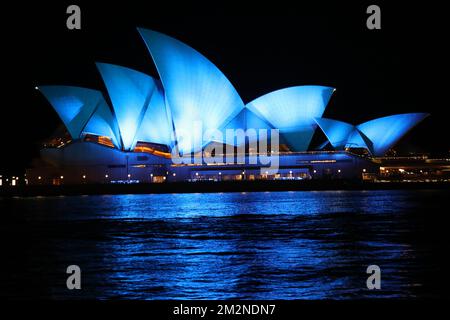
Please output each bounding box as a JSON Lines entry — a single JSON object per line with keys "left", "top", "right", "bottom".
{"left": 172, "top": 173, "right": 176, "bottom": 176}
{"left": 60, "top": 176, "right": 64, "bottom": 179}
{"left": 338, "top": 169, "right": 341, "bottom": 173}
{"left": 82, "top": 175, "right": 86, "bottom": 179}
{"left": 128, "top": 174, "right": 131, "bottom": 178}
{"left": 105, "top": 174, "right": 109, "bottom": 178}
{"left": 363, "top": 169, "right": 367, "bottom": 172}
{"left": 38, "top": 176, "right": 42, "bottom": 180}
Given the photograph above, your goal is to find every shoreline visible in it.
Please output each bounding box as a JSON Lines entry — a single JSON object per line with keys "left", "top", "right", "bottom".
{"left": 1, "top": 180, "right": 449, "bottom": 197}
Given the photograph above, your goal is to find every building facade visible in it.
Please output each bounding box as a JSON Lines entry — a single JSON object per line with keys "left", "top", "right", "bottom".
{"left": 27, "top": 29, "right": 427, "bottom": 185}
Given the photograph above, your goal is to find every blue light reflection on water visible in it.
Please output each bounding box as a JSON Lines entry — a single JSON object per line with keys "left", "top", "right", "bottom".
{"left": 3, "top": 190, "right": 448, "bottom": 299}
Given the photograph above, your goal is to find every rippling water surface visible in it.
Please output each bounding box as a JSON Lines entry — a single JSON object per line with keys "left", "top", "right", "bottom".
{"left": 2, "top": 190, "right": 449, "bottom": 299}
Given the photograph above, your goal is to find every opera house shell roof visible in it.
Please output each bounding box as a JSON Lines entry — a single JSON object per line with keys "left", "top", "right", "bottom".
{"left": 37, "top": 28, "right": 428, "bottom": 157}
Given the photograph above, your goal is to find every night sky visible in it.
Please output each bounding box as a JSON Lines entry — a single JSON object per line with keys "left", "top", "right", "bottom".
{"left": 2, "top": 1, "right": 448, "bottom": 174}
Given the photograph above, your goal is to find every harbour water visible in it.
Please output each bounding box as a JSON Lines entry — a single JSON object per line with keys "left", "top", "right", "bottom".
{"left": 2, "top": 190, "right": 449, "bottom": 299}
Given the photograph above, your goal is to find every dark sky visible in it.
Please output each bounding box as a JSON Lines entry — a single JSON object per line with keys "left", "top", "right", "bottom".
{"left": 1, "top": 1, "right": 449, "bottom": 174}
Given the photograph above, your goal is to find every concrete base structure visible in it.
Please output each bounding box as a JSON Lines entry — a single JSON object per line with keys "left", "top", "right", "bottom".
{"left": 26, "top": 141, "right": 378, "bottom": 185}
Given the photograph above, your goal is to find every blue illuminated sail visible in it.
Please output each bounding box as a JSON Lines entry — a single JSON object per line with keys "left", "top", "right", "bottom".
{"left": 138, "top": 28, "right": 245, "bottom": 155}
{"left": 39, "top": 86, "right": 102, "bottom": 139}
{"left": 314, "top": 118, "right": 355, "bottom": 149}
{"left": 246, "top": 86, "right": 335, "bottom": 151}
{"left": 356, "top": 113, "right": 429, "bottom": 156}
{"left": 96, "top": 63, "right": 160, "bottom": 150}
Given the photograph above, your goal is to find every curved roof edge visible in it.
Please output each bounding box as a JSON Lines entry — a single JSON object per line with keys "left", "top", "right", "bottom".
{"left": 314, "top": 117, "right": 356, "bottom": 149}
{"left": 38, "top": 85, "right": 122, "bottom": 148}
{"left": 96, "top": 62, "right": 160, "bottom": 151}
{"left": 246, "top": 85, "right": 335, "bottom": 151}
{"left": 137, "top": 28, "right": 245, "bottom": 155}
{"left": 356, "top": 113, "right": 429, "bottom": 156}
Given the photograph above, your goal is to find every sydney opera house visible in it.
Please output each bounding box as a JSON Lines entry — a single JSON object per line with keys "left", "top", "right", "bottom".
{"left": 27, "top": 28, "right": 428, "bottom": 185}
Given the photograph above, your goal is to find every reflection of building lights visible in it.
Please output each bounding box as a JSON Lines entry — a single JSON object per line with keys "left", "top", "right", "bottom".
{"left": 265, "top": 171, "right": 268, "bottom": 175}
{"left": 289, "top": 170, "right": 292, "bottom": 174}
{"left": 398, "top": 168, "right": 405, "bottom": 173}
